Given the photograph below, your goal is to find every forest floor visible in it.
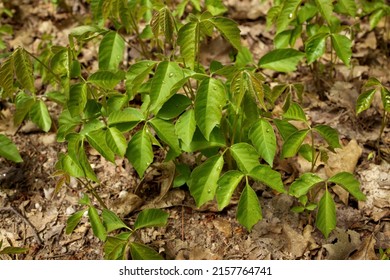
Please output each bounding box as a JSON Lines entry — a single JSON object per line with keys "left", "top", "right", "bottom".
{"left": 0, "top": 0, "right": 389, "bottom": 260}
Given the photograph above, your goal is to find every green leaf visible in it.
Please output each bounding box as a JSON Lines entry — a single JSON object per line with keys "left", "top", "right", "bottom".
{"left": 184, "top": 127, "right": 226, "bottom": 152}
{"left": 369, "top": 8, "right": 386, "bottom": 30}
{"left": 175, "top": 109, "right": 196, "bottom": 147}
{"left": 316, "top": 189, "right": 336, "bottom": 238}
{"left": 283, "top": 102, "right": 307, "bottom": 122}
{"left": 314, "top": 0, "right": 333, "bottom": 25}
{"left": 129, "top": 242, "right": 164, "bottom": 260}
{"left": 0, "top": 134, "right": 23, "bottom": 163}
{"left": 207, "top": 17, "right": 241, "bottom": 50}
{"left": 249, "top": 165, "right": 285, "bottom": 193}
{"left": 149, "top": 61, "right": 185, "bottom": 114}
{"left": 151, "top": 7, "right": 175, "bottom": 44}
{"left": 102, "top": 209, "right": 130, "bottom": 233}
{"left": 249, "top": 119, "right": 277, "bottom": 167}
{"left": 105, "top": 127, "right": 127, "bottom": 157}
{"left": 335, "top": 0, "right": 357, "bottom": 16}
{"left": 230, "top": 143, "right": 260, "bottom": 174}
{"left": 30, "top": 100, "right": 52, "bottom": 132}
{"left": 0, "top": 55, "right": 14, "bottom": 98}
{"left": 88, "top": 206, "right": 107, "bottom": 241}
{"left": 88, "top": 70, "right": 124, "bottom": 90}
{"left": 273, "top": 118, "right": 298, "bottom": 141}
{"left": 381, "top": 87, "right": 390, "bottom": 113}
{"left": 216, "top": 170, "right": 244, "bottom": 210}
{"left": 149, "top": 118, "right": 181, "bottom": 160}
{"left": 14, "top": 92, "right": 34, "bottom": 126}
{"left": 205, "top": 0, "right": 228, "bottom": 16}
{"left": 178, "top": 21, "right": 200, "bottom": 70}
{"left": 68, "top": 83, "right": 87, "bottom": 118}
{"left": 13, "top": 48, "right": 35, "bottom": 93}
{"left": 356, "top": 89, "right": 376, "bottom": 115}
{"left": 108, "top": 107, "right": 144, "bottom": 132}
{"left": 125, "top": 129, "right": 153, "bottom": 177}
{"left": 188, "top": 155, "right": 224, "bottom": 207}
{"left": 331, "top": 34, "right": 352, "bottom": 66}
{"left": 65, "top": 210, "right": 85, "bottom": 234}
{"left": 259, "top": 48, "right": 304, "bottom": 72}
{"left": 281, "top": 129, "right": 310, "bottom": 158}
{"left": 235, "top": 46, "right": 253, "bottom": 67}
{"left": 289, "top": 173, "right": 323, "bottom": 197}
{"left": 133, "top": 209, "right": 169, "bottom": 230}
{"left": 157, "top": 94, "right": 192, "bottom": 120}
{"left": 305, "top": 33, "right": 328, "bottom": 64}
{"left": 0, "top": 246, "right": 28, "bottom": 255}
{"left": 125, "top": 60, "right": 156, "bottom": 98}
{"left": 299, "top": 143, "right": 314, "bottom": 162}
{"left": 104, "top": 235, "right": 129, "bottom": 260}
{"left": 313, "top": 124, "right": 341, "bottom": 149}
{"left": 276, "top": 0, "right": 303, "bottom": 33}
{"left": 86, "top": 128, "right": 116, "bottom": 163}
{"left": 195, "top": 77, "right": 226, "bottom": 140}
{"left": 328, "top": 172, "right": 366, "bottom": 201}
{"left": 237, "top": 184, "right": 262, "bottom": 232}
{"left": 99, "top": 31, "right": 125, "bottom": 70}
{"left": 50, "top": 48, "right": 69, "bottom": 76}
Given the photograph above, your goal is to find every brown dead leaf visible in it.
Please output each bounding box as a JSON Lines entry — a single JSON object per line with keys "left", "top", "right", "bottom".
{"left": 282, "top": 224, "right": 315, "bottom": 258}
{"left": 110, "top": 191, "right": 143, "bottom": 217}
{"left": 323, "top": 228, "right": 361, "bottom": 259}
{"left": 349, "top": 235, "right": 378, "bottom": 260}
{"left": 213, "top": 218, "right": 232, "bottom": 239}
{"left": 325, "top": 139, "right": 362, "bottom": 204}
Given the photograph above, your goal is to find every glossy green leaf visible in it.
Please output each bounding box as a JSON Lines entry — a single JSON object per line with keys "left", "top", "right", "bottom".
{"left": 88, "top": 206, "right": 107, "bottom": 241}
{"left": 281, "top": 129, "right": 310, "bottom": 158}
{"left": 99, "top": 31, "right": 125, "bottom": 70}
{"left": 30, "top": 100, "right": 52, "bottom": 132}
{"left": 331, "top": 34, "right": 352, "bottom": 66}
{"left": 335, "top": 0, "right": 357, "bottom": 16}
{"left": 126, "top": 129, "right": 153, "bottom": 177}
{"left": 104, "top": 234, "right": 129, "bottom": 260}
{"left": 0, "top": 55, "right": 14, "bottom": 98}
{"left": 88, "top": 70, "right": 124, "bottom": 90}
{"left": 134, "top": 208, "right": 169, "bottom": 230}
{"left": 14, "top": 92, "right": 34, "bottom": 126}
{"left": 328, "top": 172, "right": 366, "bottom": 201}
{"left": 102, "top": 209, "right": 130, "bottom": 233}
{"left": 105, "top": 127, "right": 127, "bottom": 157}
{"left": 283, "top": 102, "right": 307, "bottom": 122}
{"left": 230, "top": 143, "right": 260, "bottom": 174}
{"left": 207, "top": 17, "right": 241, "bottom": 50}
{"left": 356, "top": 89, "right": 376, "bottom": 115}
{"left": 237, "top": 184, "right": 262, "bottom": 232}
{"left": 316, "top": 189, "right": 336, "bottom": 238}
{"left": 68, "top": 83, "right": 87, "bottom": 118}
{"left": 195, "top": 77, "right": 226, "bottom": 140}
{"left": 157, "top": 94, "right": 192, "bottom": 120}
{"left": 175, "top": 109, "right": 196, "bottom": 147}
{"left": 205, "top": 0, "right": 228, "bottom": 15}
{"left": 178, "top": 21, "right": 200, "bottom": 70}
{"left": 273, "top": 118, "right": 298, "bottom": 141}
{"left": 299, "top": 143, "right": 314, "bottom": 162}
{"left": 249, "top": 165, "right": 285, "bottom": 193}
{"left": 130, "top": 242, "right": 164, "bottom": 260}
{"left": 188, "top": 155, "right": 224, "bottom": 207}
{"left": 13, "top": 47, "right": 34, "bottom": 93}
{"left": 108, "top": 107, "right": 144, "bottom": 132}
{"left": 216, "top": 170, "right": 244, "bottom": 210}
{"left": 313, "top": 124, "right": 341, "bottom": 149}
{"left": 249, "top": 119, "right": 276, "bottom": 166}
{"left": 259, "top": 48, "right": 304, "bottom": 72}
{"left": 0, "top": 134, "right": 23, "bottom": 163}
{"left": 276, "top": 0, "right": 303, "bottom": 33}
{"left": 289, "top": 173, "right": 323, "bottom": 197}
{"left": 149, "top": 61, "right": 185, "bottom": 114}
{"left": 125, "top": 60, "right": 156, "bottom": 98}
{"left": 381, "top": 87, "right": 390, "bottom": 113}
{"left": 86, "top": 128, "right": 116, "bottom": 162}
{"left": 65, "top": 210, "right": 84, "bottom": 234}
{"left": 305, "top": 33, "right": 328, "bottom": 64}
{"left": 149, "top": 118, "right": 181, "bottom": 160}
{"left": 314, "top": 0, "right": 333, "bottom": 25}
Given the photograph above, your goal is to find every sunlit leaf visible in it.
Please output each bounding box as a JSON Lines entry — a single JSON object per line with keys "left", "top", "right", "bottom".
{"left": 381, "top": 87, "right": 390, "bottom": 113}
{"left": 130, "top": 242, "right": 164, "bottom": 260}
{"left": 276, "top": 0, "right": 303, "bottom": 33}
{"left": 237, "top": 184, "right": 262, "bottom": 232}
{"left": 283, "top": 102, "right": 307, "bottom": 122}
{"left": 328, "top": 172, "right": 366, "bottom": 201}
{"left": 13, "top": 47, "right": 35, "bottom": 93}
{"left": 259, "top": 48, "right": 304, "bottom": 72}
{"left": 105, "top": 127, "right": 127, "bottom": 157}
{"left": 249, "top": 119, "right": 277, "bottom": 167}
{"left": 188, "top": 155, "right": 224, "bottom": 207}
{"left": 30, "top": 100, "right": 52, "bottom": 132}
{"left": 65, "top": 210, "right": 84, "bottom": 234}
{"left": 313, "top": 124, "right": 341, "bottom": 149}
{"left": 316, "top": 189, "right": 336, "bottom": 238}
{"left": 216, "top": 170, "right": 244, "bottom": 210}
{"left": 356, "top": 89, "right": 376, "bottom": 115}
{"left": 305, "top": 32, "right": 328, "bottom": 64}
{"left": 331, "top": 34, "right": 352, "bottom": 66}
{"left": 88, "top": 70, "right": 125, "bottom": 90}
{"left": 0, "top": 55, "right": 14, "bottom": 98}
{"left": 14, "top": 92, "right": 34, "bottom": 126}
{"left": 230, "top": 143, "right": 260, "bottom": 174}
{"left": 88, "top": 206, "right": 107, "bottom": 241}
{"left": 149, "top": 118, "right": 181, "bottom": 160}
{"left": 281, "top": 129, "right": 310, "bottom": 158}
{"left": 125, "top": 129, "right": 153, "bottom": 178}
{"left": 249, "top": 165, "right": 285, "bottom": 193}
{"left": 102, "top": 209, "right": 130, "bottom": 233}
{"left": 178, "top": 21, "right": 200, "bottom": 70}
{"left": 175, "top": 109, "right": 196, "bottom": 147}
{"left": 207, "top": 17, "right": 241, "bottom": 50}
{"left": 99, "top": 31, "right": 125, "bottom": 70}
{"left": 134, "top": 209, "right": 169, "bottom": 230}
{"left": 86, "top": 128, "right": 116, "bottom": 163}
{"left": 68, "top": 83, "right": 87, "bottom": 118}
{"left": 0, "top": 134, "right": 23, "bottom": 163}
{"left": 289, "top": 173, "right": 323, "bottom": 197}
{"left": 314, "top": 0, "right": 334, "bottom": 25}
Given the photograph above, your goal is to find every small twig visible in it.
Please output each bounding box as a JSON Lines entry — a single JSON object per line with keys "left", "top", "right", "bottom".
{"left": 0, "top": 206, "right": 43, "bottom": 245}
